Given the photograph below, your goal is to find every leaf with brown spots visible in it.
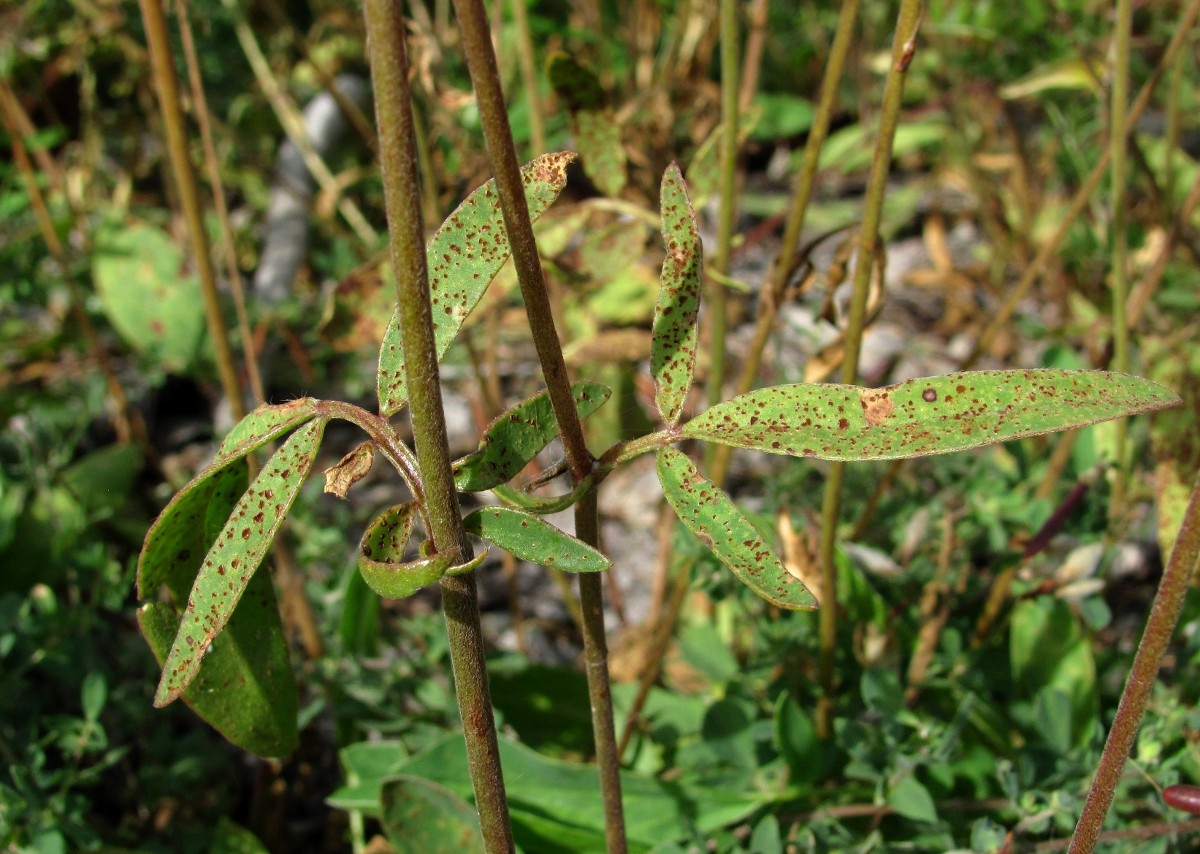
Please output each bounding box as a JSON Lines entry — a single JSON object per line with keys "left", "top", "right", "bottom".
{"left": 377, "top": 152, "right": 576, "bottom": 417}
{"left": 153, "top": 418, "right": 327, "bottom": 707}
{"left": 682, "top": 370, "right": 1179, "bottom": 461}
{"left": 452, "top": 381, "right": 611, "bottom": 492}
{"left": 357, "top": 502, "right": 486, "bottom": 599}
{"left": 657, "top": 447, "right": 818, "bottom": 610}
{"left": 462, "top": 506, "right": 611, "bottom": 572}
{"left": 651, "top": 163, "right": 703, "bottom": 426}
{"left": 547, "top": 54, "right": 625, "bottom": 198}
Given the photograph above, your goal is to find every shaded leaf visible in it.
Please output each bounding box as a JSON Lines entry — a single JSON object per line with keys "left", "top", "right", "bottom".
{"left": 154, "top": 418, "right": 327, "bottom": 707}
{"left": 377, "top": 152, "right": 576, "bottom": 416}
{"left": 651, "top": 163, "right": 703, "bottom": 425}
{"left": 682, "top": 370, "right": 1179, "bottom": 462}
{"left": 547, "top": 53, "right": 625, "bottom": 197}
{"left": 1145, "top": 336, "right": 1200, "bottom": 559}
{"left": 492, "top": 481, "right": 592, "bottom": 515}
{"left": 888, "top": 776, "right": 938, "bottom": 824}
{"left": 463, "top": 506, "right": 610, "bottom": 572}
{"left": 452, "top": 382, "right": 611, "bottom": 492}
{"left": 380, "top": 776, "right": 485, "bottom": 854}
{"left": 657, "top": 447, "right": 817, "bottom": 610}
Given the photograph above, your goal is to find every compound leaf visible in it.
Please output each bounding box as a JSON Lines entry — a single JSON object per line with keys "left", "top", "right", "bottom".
{"left": 377, "top": 152, "right": 576, "bottom": 416}
{"left": 682, "top": 370, "right": 1179, "bottom": 461}
{"left": 657, "top": 447, "right": 817, "bottom": 610}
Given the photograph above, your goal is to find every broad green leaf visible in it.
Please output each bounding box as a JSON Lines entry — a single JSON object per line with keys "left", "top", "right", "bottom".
{"left": 682, "top": 370, "right": 1179, "bottom": 462}
{"left": 453, "top": 382, "right": 611, "bottom": 492}
{"left": 888, "top": 776, "right": 938, "bottom": 823}
{"left": 657, "top": 447, "right": 817, "bottom": 610}
{"left": 463, "top": 506, "right": 610, "bottom": 572}
{"left": 139, "top": 399, "right": 321, "bottom": 599}
{"left": 92, "top": 223, "right": 207, "bottom": 371}
{"left": 651, "top": 163, "right": 703, "bottom": 425}
{"left": 547, "top": 54, "right": 625, "bottom": 198}
{"left": 377, "top": 152, "right": 576, "bottom": 416}
{"left": 154, "top": 418, "right": 327, "bottom": 707}
{"left": 380, "top": 776, "right": 484, "bottom": 854}
{"left": 138, "top": 573, "right": 296, "bottom": 757}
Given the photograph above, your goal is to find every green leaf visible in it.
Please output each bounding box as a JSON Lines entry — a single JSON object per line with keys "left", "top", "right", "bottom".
{"left": 153, "top": 418, "right": 327, "bottom": 707}
{"left": 138, "top": 399, "right": 321, "bottom": 599}
{"left": 357, "top": 503, "right": 488, "bottom": 599}
{"left": 682, "top": 370, "right": 1180, "bottom": 461}
{"left": 452, "top": 382, "right": 611, "bottom": 492}
{"left": 380, "top": 776, "right": 485, "bottom": 854}
{"left": 547, "top": 54, "right": 625, "bottom": 198}
{"left": 92, "top": 223, "right": 207, "bottom": 371}
{"left": 462, "top": 506, "right": 610, "bottom": 572}
{"left": 656, "top": 447, "right": 817, "bottom": 610}
{"left": 888, "top": 775, "right": 938, "bottom": 823}
{"left": 651, "top": 163, "right": 703, "bottom": 426}
{"left": 492, "top": 480, "right": 593, "bottom": 515}
{"left": 377, "top": 152, "right": 576, "bottom": 416}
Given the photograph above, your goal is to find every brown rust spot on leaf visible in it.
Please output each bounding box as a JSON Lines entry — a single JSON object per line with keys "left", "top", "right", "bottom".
{"left": 860, "top": 389, "right": 894, "bottom": 426}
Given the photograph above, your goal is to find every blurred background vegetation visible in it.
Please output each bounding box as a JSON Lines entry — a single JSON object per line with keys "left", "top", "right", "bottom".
{"left": 2, "top": 0, "right": 1200, "bottom": 851}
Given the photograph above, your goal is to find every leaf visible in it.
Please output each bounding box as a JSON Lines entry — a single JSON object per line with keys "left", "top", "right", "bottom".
{"left": 323, "top": 441, "right": 376, "bottom": 499}
{"left": 682, "top": 370, "right": 1180, "bottom": 462}
{"left": 547, "top": 54, "right": 625, "bottom": 198}
{"left": 357, "top": 503, "right": 487, "bottom": 599}
{"left": 656, "top": 447, "right": 818, "bottom": 610}
{"left": 492, "top": 480, "right": 592, "bottom": 515}
{"left": 888, "top": 776, "right": 938, "bottom": 823}
{"left": 153, "top": 418, "right": 327, "bottom": 707}
{"left": 380, "top": 776, "right": 485, "bottom": 854}
{"left": 462, "top": 506, "right": 610, "bottom": 572}
{"left": 377, "top": 152, "right": 576, "bottom": 416}
{"left": 651, "top": 163, "right": 703, "bottom": 425}
{"left": 92, "top": 223, "right": 207, "bottom": 371}
{"left": 453, "top": 382, "right": 611, "bottom": 492}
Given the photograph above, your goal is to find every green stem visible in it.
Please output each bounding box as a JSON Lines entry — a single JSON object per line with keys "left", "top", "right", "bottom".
{"left": 708, "top": 0, "right": 861, "bottom": 485}
{"left": 1068, "top": 470, "right": 1200, "bottom": 854}
{"left": 361, "top": 3, "right": 513, "bottom": 851}
{"left": 509, "top": 0, "right": 546, "bottom": 157}
{"left": 138, "top": 0, "right": 245, "bottom": 421}
{"left": 451, "top": 0, "right": 627, "bottom": 849}
{"left": 816, "top": 0, "right": 923, "bottom": 739}
{"left": 1108, "top": 0, "right": 1132, "bottom": 519}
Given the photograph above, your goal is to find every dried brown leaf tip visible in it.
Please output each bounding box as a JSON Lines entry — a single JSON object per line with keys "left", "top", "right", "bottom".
{"left": 324, "top": 441, "right": 377, "bottom": 499}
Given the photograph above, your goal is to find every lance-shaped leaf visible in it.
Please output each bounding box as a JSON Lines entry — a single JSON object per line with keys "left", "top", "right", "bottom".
{"left": 463, "top": 506, "right": 611, "bottom": 572}
{"left": 377, "top": 152, "right": 576, "bottom": 416}
{"left": 453, "top": 382, "right": 611, "bottom": 492}
{"left": 138, "top": 399, "right": 321, "bottom": 598}
{"left": 657, "top": 447, "right": 817, "bottom": 610}
{"left": 356, "top": 503, "right": 486, "bottom": 599}
{"left": 154, "top": 418, "right": 327, "bottom": 707}
{"left": 682, "top": 370, "right": 1180, "bottom": 462}
{"left": 547, "top": 53, "right": 625, "bottom": 198}
{"left": 492, "top": 479, "right": 593, "bottom": 515}
{"left": 651, "top": 163, "right": 703, "bottom": 425}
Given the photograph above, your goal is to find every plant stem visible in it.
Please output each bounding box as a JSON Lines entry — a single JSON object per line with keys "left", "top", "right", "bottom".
{"left": 815, "top": 0, "right": 923, "bottom": 739}
{"left": 451, "top": 0, "right": 627, "bottom": 850}
{"left": 1068, "top": 470, "right": 1200, "bottom": 854}
{"left": 708, "top": 0, "right": 861, "bottom": 485}
{"left": 361, "top": 3, "right": 513, "bottom": 850}
{"left": 1108, "top": 0, "right": 1132, "bottom": 520}
{"left": 138, "top": 0, "right": 245, "bottom": 421}
{"left": 509, "top": 0, "right": 545, "bottom": 157}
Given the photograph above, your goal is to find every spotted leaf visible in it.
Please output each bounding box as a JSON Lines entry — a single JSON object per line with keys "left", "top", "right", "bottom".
{"left": 650, "top": 163, "right": 703, "bottom": 425}
{"left": 356, "top": 503, "right": 486, "bottom": 599}
{"left": 377, "top": 152, "right": 576, "bottom": 416}
{"left": 153, "top": 418, "right": 327, "bottom": 707}
{"left": 452, "top": 382, "right": 610, "bottom": 492}
{"left": 682, "top": 370, "right": 1179, "bottom": 461}
{"left": 657, "top": 447, "right": 817, "bottom": 610}
{"left": 463, "top": 506, "right": 610, "bottom": 572}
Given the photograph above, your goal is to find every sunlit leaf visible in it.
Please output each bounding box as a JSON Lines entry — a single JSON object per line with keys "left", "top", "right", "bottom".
{"left": 657, "top": 447, "right": 818, "bottom": 610}
{"left": 453, "top": 382, "right": 610, "bottom": 492}
{"left": 547, "top": 54, "right": 625, "bottom": 197}
{"left": 463, "top": 506, "right": 610, "bottom": 572}
{"left": 357, "top": 503, "right": 487, "bottom": 599}
{"left": 154, "top": 418, "right": 327, "bottom": 707}
{"left": 651, "top": 163, "right": 703, "bottom": 425}
{"left": 682, "top": 370, "right": 1179, "bottom": 462}
{"left": 377, "top": 152, "right": 576, "bottom": 416}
